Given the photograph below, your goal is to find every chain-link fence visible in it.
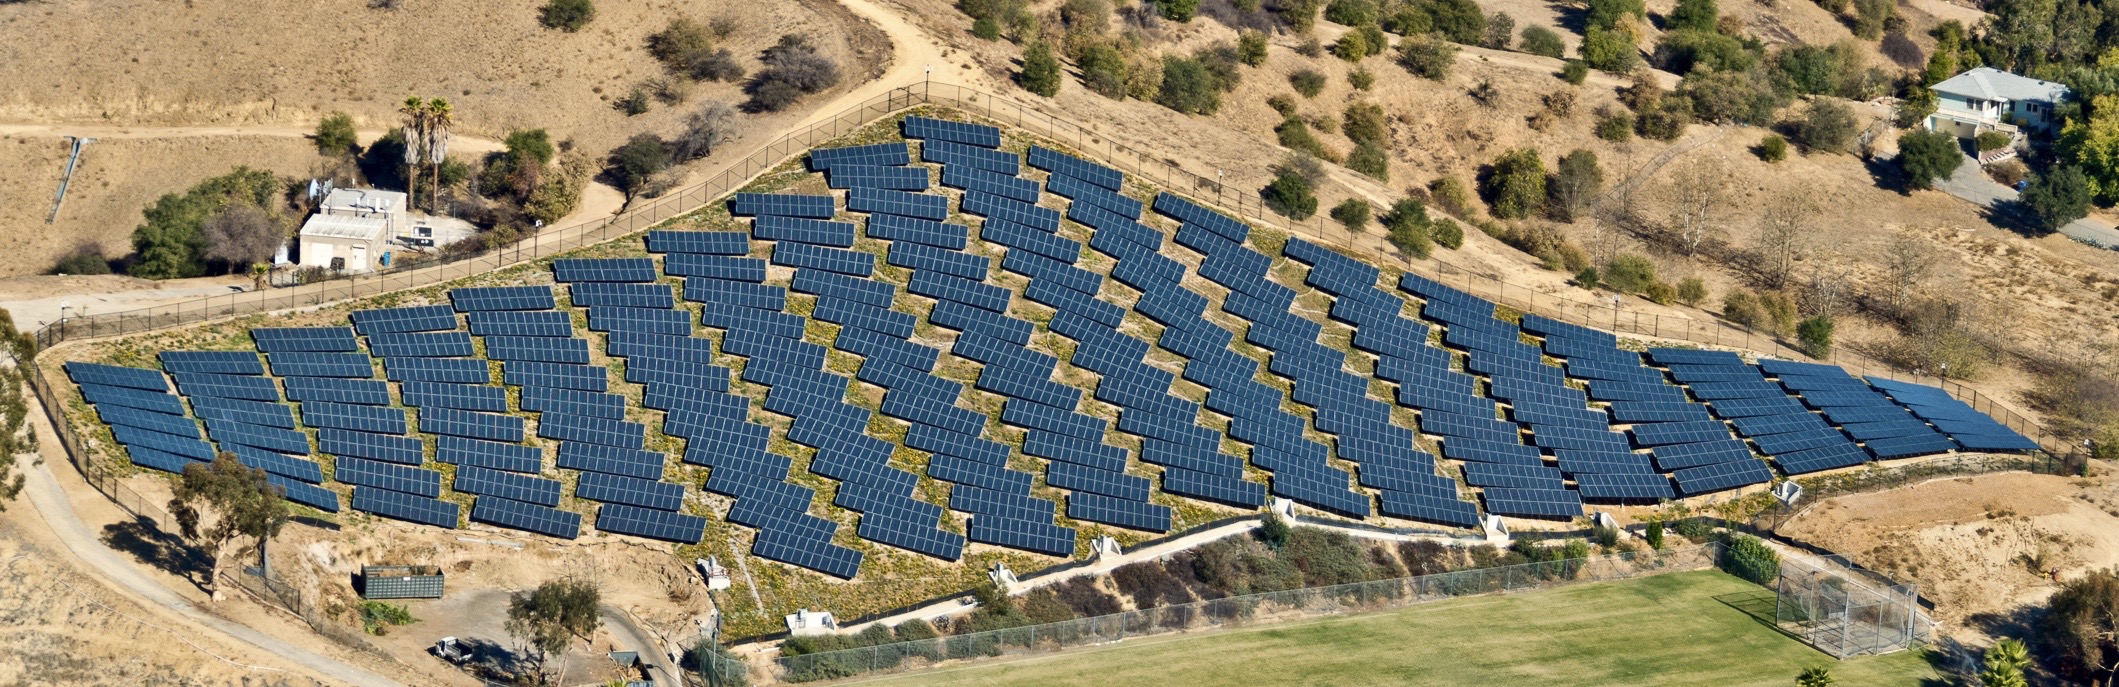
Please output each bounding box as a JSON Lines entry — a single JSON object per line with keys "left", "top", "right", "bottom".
{"left": 771, "top": 543, "right": 1721, "bottom": 683}
{"left": 227, "top": 566, "right": 387, "bottom": 657}
{"left": 1774, "top": 553, "right": 1929, "bottom": 658}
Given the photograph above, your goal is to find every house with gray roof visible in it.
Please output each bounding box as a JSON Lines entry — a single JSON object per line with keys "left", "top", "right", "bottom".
{"left": 1926, "top": 67, "right": 2070, "bottom": 139}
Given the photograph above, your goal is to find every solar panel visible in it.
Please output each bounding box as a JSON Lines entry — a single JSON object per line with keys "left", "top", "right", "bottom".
{"left": 367, "top": 331, "right": 477, "bottom": 358}
{"left": 557, "top": 441, "right": 665, "bottom": 480}
{"left": 267, "top": 474, "right": 342, "bottom": 512}
{"left": 536, "top": 413, "right": 645, "bottom": 450}
{"left": 826, "top": 164, "right": 930, "bottom": 190}
{"left": 351, "top": 487, "right": 459, "bottom": 528}
{"left": 941, "top": 164, "right": 1039, "bottom": 203}
{"left": 110, "top": 425, "right": 215, "bottom": 461}
{"left": 81, "top": 383, "right": 187, "bottom": 415}
{"left": 520, "top": 386, "right": 626, "bottom": 419}
{"left": 484, "top": 336, "right": 592, "bottom": 364}
{"left": 335, "top": 458, "right": 444, "bottom": 498}
{"left": 1064, "top": 493, "right": 1172, "bottom": 532}
{"left": 1671, "top": 459, "right": 1774, "bottom": 495}
{"left": 662, "top": 254, "right": 768, "bottom": 281}
{"left": 318, "top": 428, "right": 425, "bottom": 465}
{"left": 553, "top": 258, "right": 658, "bottom": 283}
{"left": 962, "top": 192, "right": 1062, "bottom": 233}
{"left": 435, "top": 435, "right": 544, "bottom": 473}
{"left": 730, "top": 193, "right": 837, "bottom": 219}
{"left": 251, "top": 327, "right": 360, "bottom": 353}
{"left": 350, "top": 305, "right": 459, "bottom": 334}
{"left": 1152, "top": 193, "right": 1249, "bottom": 243}
{"left": 645, "top": 230, "right": 751, "bottom": 255}
{"left": 66, "top": 362, "right": 169, "bottom": 391}
{"left": 420, "top": 406, "right": 526, "bottom": 442}
{"left": 771, "top": 242, "right": 875, "bottom": 276}
{"left": 903, "top": 116, "right": 1004, "bottom": 149}
{"left": 1027, "top": 145, "right": 1124, "bottom": 191}
{"left": 752, "top": 215, "right": 859, "bottom": 247}
{"left": 1575, "top": 472, "right": 1678, "bottom": 500}
{"left": 595, "top": 503, "right": 705, "bottom": 543}
{"left": 96, "top": 404, "right": 202, "bottom": 438}
{"left": 281, "top": 376, "right": 391, "bottom": 405}
{"left": 1481, "top": 488, "right": 1583, "bottom": 519}
{"left": 846, "top": 187, "right": 951, "bottom": 222}
{"left": 400, "top": 381, "right": 508, "bottom": 412}
{"left": 158, "top": 351, "right": 265, "bottom": 376}
{"left": 470, "top": 496, "right": 581, "bottom": 539}
{"left": 383, "top": 357, "right": 491, "bottom": 384}
{"left": 574, "top": 471, "right": 685, "bottom": 511}
{"left": 752, "top": 527, "right": 864, "bottom": 579}
{"left": 466, "top": 310, "right": 574, "bottom": 337}
{"left": 966, "top": 515, "right": 1076, "bottom": 557}
{"left": 453, "top": 465, "right": 564, "bottom": 507}
{"left": 808, "top": 142, "right": 912, "bottom": 170}
{"left": 864, "top": 212, "right": 970, "bottom": 250}
{"left": 268, "top": 351, "right": 375, "bottom": 378}
{"left": 301, "top": 401, "right": 409, "bottom": 434}
{"left": 502, "top": 361, "right": 609, "bottom": 392}
{"left": 449, "top": 286, "right": 556, "bottom": 312}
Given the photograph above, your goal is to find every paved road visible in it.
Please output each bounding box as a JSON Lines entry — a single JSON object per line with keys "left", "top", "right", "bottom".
{"left": 1930, "top": 152, "right": 2119, "bottom": 247}
{"left": 603, "top": 606, "right": 679, "bottom": 687}
{"left": 20, "top": 447, "right": 404, "bottom": 686}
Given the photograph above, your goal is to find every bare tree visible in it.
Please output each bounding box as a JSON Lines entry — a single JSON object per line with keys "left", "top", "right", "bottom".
{"left": 672, "top": 100, "right": 737, "bottom": 162}
{"left": 1753, "top": 192, "right": 1816, "bottom": 289}
{"left": 203, "top": 204, "right": 283, "bottom": 274}
{"left": 1799, "top": 263, "right": 1852, "bottom": 319}
{"left": 1663, "top": 157, "right": 1728, "bottom": 256}
{"left": 1880, "top": 234, "right": 1934, "bottom": 316}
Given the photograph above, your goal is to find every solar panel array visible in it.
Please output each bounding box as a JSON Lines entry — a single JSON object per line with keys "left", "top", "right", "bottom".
{"left": 60, "top": 115, "right": 2042, "bottom": 585}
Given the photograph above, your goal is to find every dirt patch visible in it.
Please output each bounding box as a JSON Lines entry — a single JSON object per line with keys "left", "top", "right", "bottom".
{"left": 1778, "top": 470, "right": 2119, "bottom": 624}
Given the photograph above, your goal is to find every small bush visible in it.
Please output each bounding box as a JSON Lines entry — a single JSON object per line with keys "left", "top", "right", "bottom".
{"left": 1266, "top": 94, "right": 1299, "bottom": 116}
{"left": 1295, "top": 36, "right": 1325, "bottom": 58}
{"left": 610, "top": 134, "right": 672, "bottom": 197}
{"left": 1603, "top": 253, "right": 1657, "bottom": 293}
{"left": 1347, "top": 142, "right": 1390, "bottom": 181}
{"left": 1646, "top": 520, "right": 1665, "bottom": 550}
{"left": 1897, "top": 129, "right": 1964, "bottom": 190}
{"left": 1561, "top": 59, "right": 1590, "bottom": 84}
{"left": 1238, "top": 31, "right": 1269, "bottom": 65}
{"left": 1276, "top": 116, "right": 1336, "bottom": 160}
{"left": 540, "top": 0, "right": 596, "bottom": 31}
{"left": 1596, "top": 110, "right": 1635, "bottom": 141}
{"left": 1384, "top": 198, "right": 1433, "bottom": 257}
{"left": 1676, "top": 276, "right": 1707, "bottom": 306}
{"left": 1330, "top": 198, "right": 1372, "bottom": 230}
{"left": 1484, "top": 12, "right": 1516, "bottom": 50}
{"left": 1798, "top": 315, "right": 1835, "bottom": 358}
{"left": 1794, "top": 100, "right": 1858, "bottom": 153}
{"left": 972, "top": 15, "right": 1002, "bottom": 39}
{"left": 1975, "top": 131, "right": 2011, "bottom": 152}
{"left": 359, "top": 601, "right": 417, "bottom": 635}
{"left": 1348, "top": 67, "right": 1375, "bottom": 90}
{"left": 1020, "top": 41, "right": 1062, "bottom": 96}
{"left": 1634, "top": 103, "right": 1688, "bottom": 141}
{"left": 745, "top": 34, "right": 842, "bottom": 112}
{"left": 1721, "top": 534, "right": 1781, "bottom": 585}
{"left": 1575, "top": 266, "right": 1601, "bottom": 289}
{"left": 1263, "top": 164, "right": 1320, "bottom": 219}
{"left": 616, "top": 87, "right": 652, "bottom": 115}
{"left": 51, "top": 243, "right": 111, "bottom": 275}
{"left": 1156, "top": 0, "right": 1202, "bottom": 21}
{"left": 1396, "top": 32, "right": 1458, "bottom": 81}
{"left": 1334, "top": 30, "right": 1373, "bottom": 62}
{"left": 315, "top": 113, "right": 358, "bottom": 156}
{"left": 1759, "top": 134, "right": 1789, "bottom": 162}
{"left": 1480, "top": 148, "right": 1546, "bottom": 220}
{"left": 1428, "top": 176, "right": 1472, "bottom": 216}
{"left": 1645, "top": 280, "right": 1677, "bottom": 304}
{"left": 1289, "top": 68, "right": 1328, "bottom": 98}
{"left": 1580, "top": 27, "right": 1640, "bottom": 73}
{"left": 1520, "top": 26, "right": 1566, "bottom": 58}
{"left": 1324, "top": 0, "right": 1379, "bottom": 25}
{"left": 1429, "top": 218, "right": 1464, "bottom": 248}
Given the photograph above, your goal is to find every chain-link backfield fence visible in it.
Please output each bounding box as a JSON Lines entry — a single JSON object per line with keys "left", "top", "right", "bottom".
{"left": 228, "top": 566, "right": 387, "bottom": 657}
{"left": 769, "top": 544, "right": 1721, "bottom": 683}
{"left": 1774, "top": 554, "right": 1929, "bottom": 658}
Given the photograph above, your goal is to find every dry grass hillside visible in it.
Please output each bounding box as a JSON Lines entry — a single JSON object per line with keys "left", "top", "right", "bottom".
{"left": 0, "top": 0, "right": 889, "bottom": 151}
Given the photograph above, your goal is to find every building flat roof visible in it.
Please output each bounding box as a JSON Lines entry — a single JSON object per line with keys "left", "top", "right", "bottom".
{"left": 323, "top": 188, "right": 406, "bottom": 214}
{"left": 300, "top": 213, "right": 389, "bottom": 240}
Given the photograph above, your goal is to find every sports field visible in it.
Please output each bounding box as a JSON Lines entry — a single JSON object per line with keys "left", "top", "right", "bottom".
{"left": 851, "top": 570, "right": 1941, "bottom": 687}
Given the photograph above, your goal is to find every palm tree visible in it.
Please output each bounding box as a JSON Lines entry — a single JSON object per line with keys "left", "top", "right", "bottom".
{"left": 1796, "top": 666, "right": 1834, "bottom": 687}
{"left": 397, "top": 97, "right": 429, "bottom": 203}
{"left": 424, "top": 97, "right": 453, "bottom": 213}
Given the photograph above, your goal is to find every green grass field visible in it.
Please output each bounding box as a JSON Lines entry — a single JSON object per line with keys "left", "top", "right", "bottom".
{"left": 850, "top": 571, "right": 1941, "bottom": 687}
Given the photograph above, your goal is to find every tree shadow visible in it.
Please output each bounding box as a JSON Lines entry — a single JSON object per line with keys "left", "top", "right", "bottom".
{"left": 1550, "top": 2, "right": 1591, "bottom": 34}
{"left": 1966, "top": 604, "right": 2069, "bottom": 686}
{"left": 100, "top": 517, "right": 211, "bottom": 592}
{"left": 452, "top": 637, "right": 533, "bottom": 684}
{"left": 1863, "top": 156, "right": 1917, "bottom": 195}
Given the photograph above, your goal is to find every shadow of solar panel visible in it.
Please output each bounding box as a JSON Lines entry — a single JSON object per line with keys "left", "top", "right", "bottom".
{"left": 502, "top": 362, "right": 608, "bottom": 392}
{"left": 646, "top": 229, "right": 750, "bottom": 256}
{"left": 1376, "top": 490, "right": 1483, "bottom": 527}
{"left": 351, "top": 305, "right": 459, "bottom": 334}
{"left": 368, "top": 331, "right": 477, "bottom": 358}
{"left": 574, "top": 471, "right": 684, "bottom": 511}
{"left": 419, "top": 406, "right": 526, "bottom": 442}
{"left": 846, "top": 187, "right": 952, "bottom": 222}
{"left": 124, "top": 445, "right": 204, "bottom": 473}
{"left": 1575, "top": 472, "right": 1678, "bottom": 500}
{"left": 336, "top": 458, "right": 444, "bottom": 498}
{"left": 485, "top": 336, "right": 591, "bottom": 364}
{"left": 467, "top": 310, "right": 573, "bottom": 336}
{"left": 158, "top": 351, "right": 265, "bottom": 376}
{"left": 1065, "top": 492, "right": 1171, "bottom": 532}
{"left": 301, "top": 401, "right": 408, "bottom": 434}
{"left": 318, "top": 428, "right": 424, "bottom": 464}
{"left": 596, "top": 503, "right": 704, "bottom": 543}
{"left": 454, "top": 465, "right": 564, "bottom": 507}
{"left": 175, "top": 373, "right": 283, "bottom": 402}
{"left": 267, "top": 473, "right": 341, "bottom": 512}
{"left": 731, "top": 193, "right": 837, "bottom": 219}
{"left": 471, "top": 496, "right": 579, "bottom": 539}
{"left": 251, "top": 327, "right": 360, "bottom": 353}
{"left": 966, "top": 515, "right": 1076, "bottom": 557}
{"left": 269, "top": 352, "right": 375, "bottom": 378}
{"left": 1028, "top": 145, "right": 1125, "bottom": 191}
{"left": 772, "top": 242, "right": 875, "bottom": 276}
{"left": 383, "top": 357, "right": 491, "bottom": 384}
{"left": 401, "top": 381, "right": 508, "bottom": 412}
{"left": 352, "top": 487, "right": 458, "bottom": 528}
{"left": 283, "top": 376, "right": 392, "bottom": 405}
{"left": 450, "top": 286, "right": 556, "bottom": 312}
{"left": 904, "top": 117, "right": 1003, "bottom": 148}
{"left": 553, "top": 257, "right": 657, "bottom": 283}
{"left": 962, "top": 192, "right": 1062, "bottom": 234}
{"left": 809, "top": 142, "right": 912, "bottom": 170}
{"left": 753, "top": 528, "right": 864, "bottom": 579}
{"left": 885, "top": 241, "right": 990, "bottom": 280}
{"left": 557, "top": 441, "right": 664, "bottom": 480}
{"left": 827, "top": 164, "right": 930, "bottom": 190}
{"left": 96, "top": 404, "right": 202, "bottom": 438}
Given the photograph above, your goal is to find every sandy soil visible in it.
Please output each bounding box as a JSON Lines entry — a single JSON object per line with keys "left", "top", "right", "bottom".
{"left": 1778, "top": 470, "right": 2119, "bottom": 624}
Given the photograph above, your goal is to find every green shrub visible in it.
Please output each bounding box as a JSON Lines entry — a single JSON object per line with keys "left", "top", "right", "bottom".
{"left": 1480, "top": 148, "right": 1545, "bottom": 220}
{"left": 1673, "top": 517, "right": 1714, "bottom": 541}
{"left": 1425, "top": 0, "right": 1487, "bottom": 44}
{"left": 1634, "top": 103, "right": 1689, "bottom": 141}
{"left": 1645, "top": 520, "right": 1665, "bottom": 550}
{"left": 1975, "top": 131, "right": 2011, "bottom": 152}
{"left": 1348, "top": 142, "right": 1390, "bottom": 181}
{"left": 1396, "top": 32, "right": 1458, "bottom": 80}
{"left": 1721, "top": 534, "right": 1781, "bottom": 585}
{"left": 1257, "top": 514, "right": 1291, "bottom": 548}
{"left": 1276, "top": 115, "right": 1336, "bottom": 160}
{"left": 1079, "top": 44, "right": 1129, "bottom": 98}
{"left": 972, "top": 15, "right": 1002, "bottom": 39}
{"left": 1324, "top": 0, "right": 1379, "bottom": 25}
{"left": 1760, "top": 133, "right": 1789, "bottom": 162}
{"left": 539, "top": 0, "right": 596, "bottom": 31}
{"left": 359, "top": 601, "right": 417, "bottom": 635}
{"left": 1428, "top": 176, "right": 1472, "bottom": 216}
{"left": 1349, "top": 67, "right": 1375, "bottom": 90}
{"left": 1020, "top": 41, "right": 1062, "bottom": 96}
{"left": 1156, "top": 55, "right": 1223, "bottom": 114}
{"left": 1520, "top": 26, "right": 1566, "bottom": 58}
{"left": 1603, "top": 253, "right": 1657, "bottom": 292}
{"left": 1429, "top": 218, "right": 1464, "bottom": 248}
{"left": 1587, "top": 0, "right": 1646, "bottom": 30}
{"left": 1580, "top": 27, "right": 1640, "bottom": 73}
{"left": 1334, "top": 30, "right": 1373, "bottom": 61}
{"left": 1343, "top": 101, "right": 1387, "bottom": 145}
{"left": 1574, "top": 266, "right": 1601, "bottom": 289}
{"left": 1676, "top": 276, "right": 1707, "bottom": 306}
{"left": 50, "top": 245, "right": 111, "bottom": 275}
{"left": 1795, "top": 99, "right": 1858, "bottom": 153}
{"left": 129, "top": 167, "right": 283, "bottom": 279}
{"left": 1330, "top": 198, "right": 1372, "bottom": 230}
{"left": 1238, "top": 30, "right": 1269, "bottom": 65}
{"left": 1263, "top": 166, "right": 1319, "bottom": 219}
{"left": 1897, "top": 129, "right": 1964, "bottom": 190}
{"left": 315, "top": 113, "right": 358, "bottom": 156}
{"left": 1266, "top": 93, "right": 1299, "bottom": 116}
{"left": 617, "top": 86, "right": 652, "bottom": 115}
{"left": 1562, "top": 59, "right": 1591, "bottom": 84}
{"left": 1668, "top": 0, "right": 1718, "bottom": 32}
{"left": 2021, "top": 165, "right": 2093, "bottom": 234}
{"left": 1289, "top": 68, "right": 1328, "bottom": 97}
{"left": 1383, "top": 198, "right": 1433, "bottom": 257}
{"left": 1798, "top": 315, "right": 1835, "bottom": 358}
{"left": 1645, "top": 280, "right": 1677, "bottom": 304}
{"left": 1156, "top": 0, "right": 1201, "bottom": 21}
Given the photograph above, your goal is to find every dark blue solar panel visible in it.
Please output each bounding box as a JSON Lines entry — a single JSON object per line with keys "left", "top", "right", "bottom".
{"left": 450, "top": 286, "right": 557, "bottom": 312}
{"left": 158, "top": 351, "right": 265, "bottom": 376}
{"left": 808, "top": 142, "right": 912, "bottom": 170}
{"left": 645, "top": 230, "right": 751, "bottom": 255}
{"left": 731, "top": 193, "right": 836, "bottom": 219}
{"left": 903, "top": 117, "right": 1004, "bottom": 149}
{"left": 553, "top": 257, "right": 658, "bottom": 283}
{"left": 752, "top": 215, "right": 858, "bottom": 247}
{"left": 251, "top": 327, "right": 360, "bottom": 353}
{"left": 436, "top": 435, "right": 544, "bottom": 473}
{"left": 318, "top": 428, "right": 424, "bottom": 465}
{"left": 596, "top": 503, "right": 704, "bottom": 543}
{"left": 471, "top": 496, "right": 580, "bottom": 539}
{"left": 846, "top": 187, "right": 951, "bottom": 221}
{"left": 352, "top": 487, "right": 459, "bottom": 528}
{"left": 454, "top": 465, "right": 564, "bottom": 507}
